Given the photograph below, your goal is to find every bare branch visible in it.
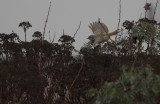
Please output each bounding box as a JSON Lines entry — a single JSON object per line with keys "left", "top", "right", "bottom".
{"left": 63, "top": 29, "right": 65, "bottom": 35}
{"left": 42, "top": 2, "right": 51, "bottom": 43}
{"left": 117, "top": 0, "right": 122, "bottom": 29}
{"left": 48, "top": 31, "right": 51, "bottom": 42}
{"left": 51, "top": 32, "right": 56, "bottom": 44}
{"left": 73, "top": 21, "right": 81, "bottom": 39}
{"left": 49, "top": 31, "right": 56, "bottom": 43}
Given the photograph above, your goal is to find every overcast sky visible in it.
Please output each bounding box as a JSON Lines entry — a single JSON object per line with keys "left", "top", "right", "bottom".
{"left": 0, "top": 0, "right": 159, "bottom": 49}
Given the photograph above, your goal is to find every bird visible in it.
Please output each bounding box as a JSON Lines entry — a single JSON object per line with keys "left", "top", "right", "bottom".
{"left": 88, "top": 19, "right": 120, "bottom": 46}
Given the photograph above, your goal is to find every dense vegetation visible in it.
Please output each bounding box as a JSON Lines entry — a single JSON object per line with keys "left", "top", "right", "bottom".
{"left": 0, "top": 17, "right": 160, "bottom": 104}
{"left": 1, "top": 3, "right": 160, "bottom": 103}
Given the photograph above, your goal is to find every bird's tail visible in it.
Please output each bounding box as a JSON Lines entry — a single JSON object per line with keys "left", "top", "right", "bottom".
{"left": 108, "top": 29, "right": 120, "bottom": 36}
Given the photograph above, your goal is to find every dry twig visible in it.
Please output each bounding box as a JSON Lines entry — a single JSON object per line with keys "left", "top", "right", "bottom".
{"left": 42, "top": 2, "right": 51, "bottom": 42}
{"left": 51, "top": 32, "right": 56, "bottom": 43}
{"left": 73, "top": 21, "right": 81, "bottom": 39}
{"left": 63, "top": 29, "right": 65, "bottom": 35}
{"left": 48, "top": 31, "right": 56, "bottom": 43}
{"left": 48, "top": 31, "right": 51, "bottom": 42}
{"left": 117, "top": 0, "right": 122, "bottom": 29}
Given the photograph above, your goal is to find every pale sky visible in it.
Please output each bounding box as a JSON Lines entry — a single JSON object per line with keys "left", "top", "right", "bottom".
{"left": 0, "top": 0, "right": 159, "bottom": 49}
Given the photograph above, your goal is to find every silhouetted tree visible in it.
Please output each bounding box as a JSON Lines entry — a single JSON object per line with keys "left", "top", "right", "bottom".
{"left": 19, "top": 21, "right": 32, "bottom": 42}
{"left": 32, "top": 31, "right": 42, "bottom": 40}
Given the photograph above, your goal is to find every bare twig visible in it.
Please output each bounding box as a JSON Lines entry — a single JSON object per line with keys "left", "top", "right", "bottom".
{"left": 73, "top": 21, "right": 81, "bottom": 39}
{"left": 63, "top": 29, "right": 64, "bottom": 35}
{"left": 42, "top": 2, "right": 51, "bottom": 42}
{"left": 116, "top": 0, "right": 122, "bottom": 43}
{"left": 48, "top": 31, "right": 51, "bottom": 42}
{"left": 152, "top": 0, "right": 159, "bottom": 20}
{"left": 51, "top": 32, "right": 56, "bottom": 43}
{"left": 117, "top": 0, "right": 122, "bottom": 29}
{"left": 48, "top": 31, "right": 56, "bottom": 43}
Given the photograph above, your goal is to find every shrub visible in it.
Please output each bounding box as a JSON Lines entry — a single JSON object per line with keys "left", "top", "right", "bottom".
{"left": 87, "top": 65, "right": 160, "bottom": 104}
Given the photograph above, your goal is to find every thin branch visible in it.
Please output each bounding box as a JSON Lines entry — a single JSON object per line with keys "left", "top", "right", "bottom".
{"left": 42, "top": 2, "right": 51, "bottom": 42}
{"left": 152, "top": 0, "right": 159, "bottom": 20}
{"left": 48, "top": 31, "right": 51, "bottom": 42}
{"left": 51, "top": 32, "right": 56, "bottom": 43}
{"left": 117, "top": 0, "right": 122, "bottom": 29}
{"left": 73, "top": 21, "right": 81, "bottom": 39}
{"left": 63, "top": 29, "right": 65, "bottom": 35}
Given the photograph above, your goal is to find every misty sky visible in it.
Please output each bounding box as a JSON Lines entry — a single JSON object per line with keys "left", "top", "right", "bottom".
{"left": 0, "top": 0, "right": 159, "bottom": 49}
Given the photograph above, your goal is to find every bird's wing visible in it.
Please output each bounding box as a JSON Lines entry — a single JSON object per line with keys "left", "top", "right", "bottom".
{"left": 88, "top": 22, "right": 109, "bottom": 36}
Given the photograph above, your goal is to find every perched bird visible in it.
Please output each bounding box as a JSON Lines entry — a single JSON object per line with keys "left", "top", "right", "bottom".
{"left": 88, "top": 19, "right": 120, "bottom": 46}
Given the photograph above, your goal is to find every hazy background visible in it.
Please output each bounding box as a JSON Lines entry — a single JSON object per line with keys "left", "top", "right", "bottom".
{"left": 0, "top": 0, "right": 159, "bottom": 49}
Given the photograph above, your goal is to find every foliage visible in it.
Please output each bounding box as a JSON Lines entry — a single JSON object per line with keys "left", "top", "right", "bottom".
{"left": 0, "top": 31, "right": 77, "bottom": 103}
{"left": 19, "top": 21, "right": 32, "bottom": 32}
{"left": 87, "top": 65, "right": 160, "bottom": 104}
{"left": 116, "top": 18, "right": 160, "bottom": 55}
{"left": 85, "top": 18, "right": 160, "bottom": 56}
{"left": 32, "top": 31, "right": 42, "bottom": 40}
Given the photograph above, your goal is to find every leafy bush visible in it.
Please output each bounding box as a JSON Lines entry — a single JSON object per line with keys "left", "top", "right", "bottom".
{"left": 87, "top": 65, "right": 160, "bottom": 104}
